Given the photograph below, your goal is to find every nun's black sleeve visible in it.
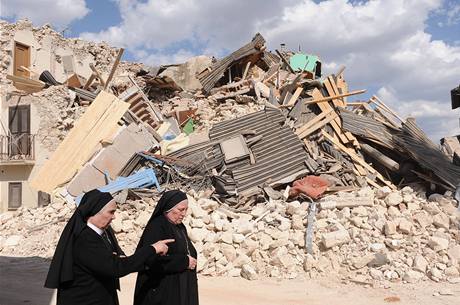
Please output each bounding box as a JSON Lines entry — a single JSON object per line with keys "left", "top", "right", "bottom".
{"left": 74, "top": 230, "right": 157, "bottom": 278}
{"left": 142, "top": 221, "right": 189, "bottom": 274}
{"left": 147, "top": 254, "right": 189, "bottom": 274}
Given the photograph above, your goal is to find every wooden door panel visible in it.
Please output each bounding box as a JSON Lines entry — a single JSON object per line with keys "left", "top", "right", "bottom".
{"left": 14, "top": 42, "right": 30, "bottom": 78}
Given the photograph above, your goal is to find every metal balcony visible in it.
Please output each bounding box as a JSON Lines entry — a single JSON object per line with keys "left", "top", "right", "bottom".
{"left": 0, "top": 134, "right": 36, "bottom": 164}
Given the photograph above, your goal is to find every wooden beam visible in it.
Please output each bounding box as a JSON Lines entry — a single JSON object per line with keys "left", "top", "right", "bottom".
{"left": 360, "top": 143, "right": 400, "bottom": 172}
{"left": 346, "top": 102, "right": 369, "bottom": 106}
{"left": 7, "top": 74, "right": 45, "bottom": 87}
{"left": 275, "top": 49, "right": 295, "bottom": 73}
{"left": 242, "top": 61, "right": 251, "bottom": 81}
{"left": 311, "top": 88, "right": 350, "bottom": 144}
{"left": 324, "top": 76, "right": 345, "bottom": 107}
{"left": 297, "top": 112, "right": 337, "bottom": 139}
{"left": 304, "top": 89, "right": 367, "bottom": 105}
{"left": 323, "top": 76, "right": 359, "bottom": 147}
{"left": 19, "top": 66, "right": 38, "bottom": 77}
{"left": 354, "top": 162, "right": 368, "bottom": 176}
{"left": 89, "top": 64, "right": 106, "bottom": 87}
{"left": 370, "top": 95, "right": 403, "bottom": 122}
{"left": 104, "top": 48, "right": 124, "bottom": 90}
{"left": 366, "top": 177, "right": 382, "bottom": 189}
{"left": 295, "top": 108, "right": 334, "bottom": 136}
{"left": 322, "top": 130, "right": 396, "bottom": 189}
{"left": 374, "top": 107, "right": 400, "bottom": 128}
{"left": 285, "top": 86, "right": 303, "bottom": 107}
{"left": 278, "top": 89, "right": 366, "bottom": 109}
{"left": 83, "top": 73, "right": 96, "bottom": 90}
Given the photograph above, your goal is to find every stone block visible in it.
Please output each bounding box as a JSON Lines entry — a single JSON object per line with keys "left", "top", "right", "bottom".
{"left": 321, "top": 230, "right": 350, "bottom": 249}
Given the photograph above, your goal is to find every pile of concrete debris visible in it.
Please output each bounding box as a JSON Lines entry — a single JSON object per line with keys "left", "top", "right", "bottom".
{"left": 1, "top": 186, "right": 459, "bottom": 285}
{"left": 1, "top": 21, "right": 460, "bottom": 285}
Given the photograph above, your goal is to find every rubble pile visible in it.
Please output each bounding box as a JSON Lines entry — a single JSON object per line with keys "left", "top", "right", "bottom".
{"left": 2, "top": 21, "right": 460, "bottom": 285}
{"left": 32, "top": 86, "right": 85, "bottom": 151}
{"left": 1, "top": 187, "right": 459, "bottom": 285}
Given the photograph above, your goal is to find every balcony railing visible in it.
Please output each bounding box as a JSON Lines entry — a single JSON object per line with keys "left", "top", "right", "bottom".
{"left": 0, "top": 134, "right": 35, "bottom": 162}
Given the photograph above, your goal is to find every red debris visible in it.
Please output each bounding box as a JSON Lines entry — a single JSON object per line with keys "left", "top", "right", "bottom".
{"left": 289, "top": 176, "right": 329, "bottom": 199}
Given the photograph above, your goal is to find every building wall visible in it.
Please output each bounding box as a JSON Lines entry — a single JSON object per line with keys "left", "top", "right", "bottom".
{"left": 0, "top": 165, "right": 37, "bottom": 212}
{"left": 0, "top": 93, "right": 46, "bottom": 212}
{"left": 0, "top": 28, "right": 77, "bottom": 212}
{"left": 10, "top": 29, "right": 94, "bottom": 82}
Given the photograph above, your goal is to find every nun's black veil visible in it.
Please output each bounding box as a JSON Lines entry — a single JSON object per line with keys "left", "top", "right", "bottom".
{"left": 135, "top": 190, "right": 187, "bottom": 251}
{"left": 44, "top": 189, "right": 114, "bottom": 288}
{"left": 150, "top": 190, "right": 187, "bottom": 220}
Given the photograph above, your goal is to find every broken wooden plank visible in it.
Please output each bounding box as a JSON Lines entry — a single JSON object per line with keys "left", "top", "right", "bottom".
{"left": 297, "top": 112, "right": 337, "bottom": 139}
{"left": 321, "top": 130, "right": 396, "bottom": 189}
{"left": 7, "top": 74, "right": 45, "bottom": 87}
{"left": 324, "top": 76, "right": 345, "bottom": 107}
{"left": 296, "top": 108, "right": 334, "bottom": 135}
{"left": 370, "top": 95, "right": 403, "bottom": 122}
{"left": 104, "top": 48, "right": 124, "bottom": 90}
{"left": 304, "top": 89, "right": 366, "bottom": 105}
{"left": 19, "top": 66, "right": 38, "bottom": 77}
{"left": 365, "top": 177, "right": 381, "bottom": 189}
{"left": 354, "top": 162, "right": 368, "bottom": 176}
{"left": 360, "top": 142, "right": 400, "bottom": 172}
{"left": 89, "top": 63, "right": 106, "bottom": 87}
{"left": 242, "top": 61, "right": 251, "bottom": 81}
{"left": 30, "top": 91, "right": 130, "bottom": 193}
{"left": 311, "top": 88, "right": 350, "bottom": 144}
{"left": 275, "top": 49, "right": 295, "bottom": 73}
{"left": 83, "top": 73, "right": 96, "bottom": 90}
{"left": 285, "top": 86, "right": 303, "bottom": 107}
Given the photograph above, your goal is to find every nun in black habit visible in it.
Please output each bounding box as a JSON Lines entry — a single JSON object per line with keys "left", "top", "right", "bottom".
{"left": 45, "top": 189, "right": 173, "bottom": 305}
{"left": 134, "top": 190, "right": 199, "bottom": 305}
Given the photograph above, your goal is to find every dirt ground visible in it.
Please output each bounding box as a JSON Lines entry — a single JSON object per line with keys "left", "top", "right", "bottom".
{"left": 1, "top": 255, "right": 459, "bottom": 305}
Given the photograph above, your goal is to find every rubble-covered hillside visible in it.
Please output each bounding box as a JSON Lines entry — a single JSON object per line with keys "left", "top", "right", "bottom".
{"left": 1, "top": 21, "right": 459, "bottom": 286}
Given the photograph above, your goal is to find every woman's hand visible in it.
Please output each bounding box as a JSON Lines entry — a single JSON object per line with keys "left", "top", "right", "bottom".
{"left": 151, "top": 239, "right": 175, "bottom": 255}
{"left": 187, "top": 255, "right": 197, "bottom": 270}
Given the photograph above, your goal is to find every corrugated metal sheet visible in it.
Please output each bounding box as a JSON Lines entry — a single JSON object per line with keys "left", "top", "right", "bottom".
{"left": 339, "top": 109, "right": 395, "bottom": 148}
{"left": 199, "top": 33, "right": 266, "bottom": 93}
{"left": 262, "top": 51, "right": 280, "bottom": 68}
{"left": 168, "top": 139, "right": 223, "bottom": 173}
{"left": 171, "top": 107, "right": 310, "bottom": 196}
{"left": 393, "top": 119, "right": 460, "bottom": 190}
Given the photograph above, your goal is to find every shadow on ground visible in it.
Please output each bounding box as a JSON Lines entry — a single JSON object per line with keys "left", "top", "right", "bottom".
{"left": 0, "top": 256, "right": 54, "bottom": 305}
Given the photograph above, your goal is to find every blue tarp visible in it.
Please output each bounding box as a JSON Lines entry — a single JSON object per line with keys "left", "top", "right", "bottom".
{"left": 75, "top": 168, "right": 161, "bottom": 205}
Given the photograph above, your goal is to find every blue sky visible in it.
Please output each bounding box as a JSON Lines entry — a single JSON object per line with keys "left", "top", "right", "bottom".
{"left": 64, "top": 0, "right": 122, "bottom": 38}
{"left": 1, "top": 0, "right": 460, "bottom": 141}
{"left": 68, "top": 0, "right": 459, "bottom": 61}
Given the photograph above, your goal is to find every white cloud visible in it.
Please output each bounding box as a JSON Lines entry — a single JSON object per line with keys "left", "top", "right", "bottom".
{"left": 435, "top": 0, "right": 460, "bottom": 27}
{"left": 0, "top": 0, "right": 89, "bottom": 28}
{"left": 133, "top": 48, "right": 197, "bottom": 66}
{"left": 79, "top": 0, "right": 460, "bottom": 140}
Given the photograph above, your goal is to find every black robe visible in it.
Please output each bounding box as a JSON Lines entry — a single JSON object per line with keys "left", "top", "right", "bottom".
{"left": 57, "top": 226, "right": 156, "bottom": 305}
{"left": 134, "top": 215, "right": 198, "bottom": 305}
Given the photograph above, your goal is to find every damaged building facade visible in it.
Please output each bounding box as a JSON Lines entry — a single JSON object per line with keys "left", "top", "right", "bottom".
{"left": 0, "top": 20, "right": 117, "bottom": 212}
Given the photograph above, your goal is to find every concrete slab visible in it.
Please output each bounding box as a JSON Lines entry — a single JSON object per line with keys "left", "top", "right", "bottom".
{"left": 67, "top": 163, "right": 106, "bottom": 196}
